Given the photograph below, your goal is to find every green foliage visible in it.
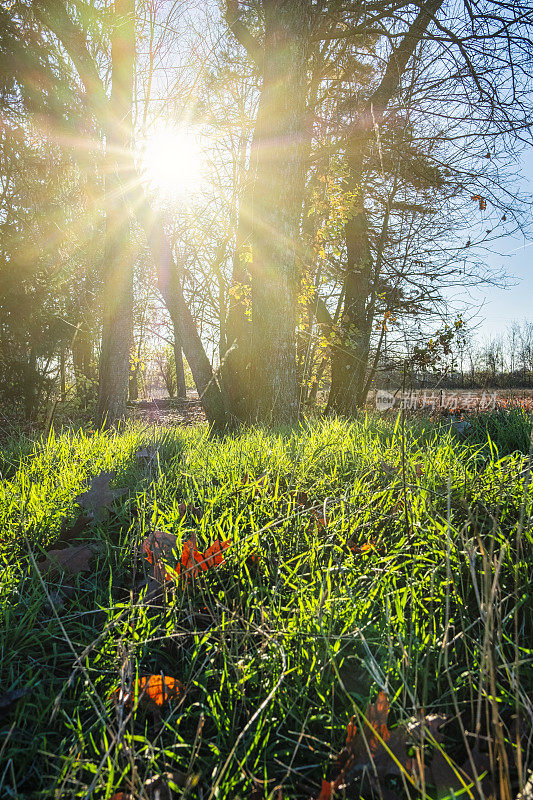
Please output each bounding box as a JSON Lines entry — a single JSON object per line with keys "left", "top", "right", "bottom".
{"left": 0, "top": 417, "right": 531, "bottom": 797}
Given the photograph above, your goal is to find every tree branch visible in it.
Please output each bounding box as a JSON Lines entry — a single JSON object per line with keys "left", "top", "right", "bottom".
{"left": 33, "top": 0, "right": 110, "bottom": 127}
{"left": 224, "top": 0, "right": 261, "bottom": 69}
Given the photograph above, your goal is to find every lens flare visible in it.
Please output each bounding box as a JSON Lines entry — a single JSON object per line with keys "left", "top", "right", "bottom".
{"left": 141, "top": 124, "right": 203, "bottom": 198}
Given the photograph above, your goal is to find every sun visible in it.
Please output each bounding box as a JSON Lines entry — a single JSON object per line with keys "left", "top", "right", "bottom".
{"left": 141, "top": 124, "right": 204, "bottom": 198}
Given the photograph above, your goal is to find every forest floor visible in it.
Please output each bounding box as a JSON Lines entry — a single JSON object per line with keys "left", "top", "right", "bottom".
{"left": 0, "top": 412, "right": 532, "bottom": 799}
{"left": 128, "top": 395, "right": 206, "bottom": 427}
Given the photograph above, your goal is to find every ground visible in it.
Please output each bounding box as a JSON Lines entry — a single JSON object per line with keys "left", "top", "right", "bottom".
{"left": 0, "top": 412, "right": 531, "bottom": 799}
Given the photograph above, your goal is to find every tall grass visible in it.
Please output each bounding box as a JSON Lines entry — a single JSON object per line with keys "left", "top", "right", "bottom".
{"left": 0, "top": 415, "right": 531, "bottom": 799}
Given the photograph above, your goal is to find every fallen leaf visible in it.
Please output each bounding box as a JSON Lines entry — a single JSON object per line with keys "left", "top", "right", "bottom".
{"left": 331, "top": 693, "right": 411, "bottom": 790}
{"left": 366, "top": 690, "right": 390, "bottom": 753}
{"left": 428, "top": 747, "right": 494, "bottom": 799}
{"left": 142, "top": 531, "right": 231, "bottom": 584}
{"left": 55, "top": 514, "right": 91, "bottom": 546}
{"left": 201, "top": 539, "right": 230, "bottom": 569}
{"left": 113, "top": 675, "right": 184, "bottom": 711}
{"left": 175, "top": 537, "right": 231, "bottom": 578}
{"left": 142, "top": 530, "right": 180, "bottom": 583}
{"left": 380, "top": 460, "right": 397, "bottom": 476}
{"left": 37, "top": 545, "right": 94, "bottom": 576}
{"left": 177, "top": 502, "right": 203, "bottom": 521}
{"left": 136, "top": 446, "right": 158, "bottom": 462}
{"left": 392, "top": 499, "right": 405, "bottom": 514}
{"left": 347, "top": 538, "right": 384, "bottom": 555}
{"left": 76, "top": 470, "right": 127, "bottom": 523}
{"left": 407, "top": 713, "right": 447, "bottom": 743}
{"left": 0, "top": 686, "right": 32, "bottom": 715}
{"left": 316, "top": 779, "right": 333, "bottom": 800}
{"left": 142, "top": 530, "right": 179, "bottom": 566}
{"left": 309, "top": 509, "right": 328, "bottom": 532}
{"left": 295, "top": 491, "right": 310, "bottom": 507}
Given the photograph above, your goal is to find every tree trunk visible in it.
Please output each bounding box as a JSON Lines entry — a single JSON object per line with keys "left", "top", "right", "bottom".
{"left": 23, "top": 346, "right": 37, "bottom": 421}
{"left": 96, "top": 0, "right": 135, "bottom": 427}
{"left": 129, "top": 365, "right": 139, "bottom": 401}
{"left": 59, "top": 346, "right": 66, "bottom": 402}
{"left": 72, "top": 323, "right": 94, "bottom": 408}
{"left": 247, "top": 1, "right": 311, "bottom": 424}
{"left": 173, "top": 323, "right": 186, "bottom": 399}
{"left": 223, "top": 209, "right": 253, "bottom": 422}
{"left": 327, "top": 203, "right": 373, "bottom": 416}
{"left": 142, "top": 212, "right": 228, "bottom": 430}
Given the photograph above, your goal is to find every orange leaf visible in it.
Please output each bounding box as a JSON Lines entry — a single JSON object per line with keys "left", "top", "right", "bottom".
{"left": 347, "top": 539, "right": 384, "bottom": 556}
{"left": 142, "top": 530, "right": 178, "bottom": 566}
{"left": 346, "top": 715, "right": 357, "bottom": 745}
{"left": 113, "top": 675, "right": 184, "bottom": 709}
{"left": 366, "top": 690, "right": 391, "bottom": 754}
{"left": 317, "top": 779, "right": 333, "bottom": 800}
{"left": 142, "top": 532, "right": 231, "bottom": 583}
{"left": 202, "top": 539, "right": 231, "bottom": 568}
{"left": 309, "top": 509, "right": 328, "bottom": 531}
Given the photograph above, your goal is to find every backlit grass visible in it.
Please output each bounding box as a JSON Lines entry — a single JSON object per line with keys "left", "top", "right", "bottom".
{"left": 0, "top": 415, "right": 531, "bottom": 798}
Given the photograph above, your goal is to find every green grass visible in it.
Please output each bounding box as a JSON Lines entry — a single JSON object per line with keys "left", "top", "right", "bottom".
{"left": 0, "top": 415, "right": 531, "bottom": 799}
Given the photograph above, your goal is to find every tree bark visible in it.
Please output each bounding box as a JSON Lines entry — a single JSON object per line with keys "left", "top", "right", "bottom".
{"left": 96, "top": 0, "right": 135, "bottom": 427}
{"left": 173, "top": 323, "right": 186, "bottom": 399}
{"left": 59, "top": 346, "right": 66, "bottom": 402}
{"left": 326, "top": 0, "right": 444, "bottom": 415}
{"left": 142, "top": 212, "right": 228, "bottom": 430}
{"left": 247, "top": 0, "right": 311, "bottom": 424}
{"left": 72, "top": 321, "right": 95, "bottom": 408}
{"left": 326, "top": 201, "right": 373, "bottom": 415}
{"left": 224, "top": 204, "right": 253, "bottom": 422}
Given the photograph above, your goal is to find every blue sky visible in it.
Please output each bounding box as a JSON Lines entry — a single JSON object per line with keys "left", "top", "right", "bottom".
{"left": 470, "top": 148, "right": 533, "bottom": 338}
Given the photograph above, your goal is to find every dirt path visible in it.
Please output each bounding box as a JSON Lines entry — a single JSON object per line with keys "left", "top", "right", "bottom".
{"left": 128, "top": 392, "right": 206, "bottom": 426}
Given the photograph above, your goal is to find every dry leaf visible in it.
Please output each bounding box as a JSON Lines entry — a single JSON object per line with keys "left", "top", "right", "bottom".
{"left": 76, "top": 470, "right": 127, "bottom": 523}
{"left": 142, "top": 530, "right": 180, "bottom": 583}
{"left": 177, "top": 502, "right": 203, "bottom": 521}
{"left": 136, "top": 446, "right": 158, "bottom": 462}
{"left": 347, "top": 538, "right": 384, "bottom": 555}
{"left": 309, "top": 509, "right": 328, "bottom": 532}
{"left": 324, "top": 695, "right": 456, "bottom": 800}
{"left": 380, "top": 460, "right": 397, "bottom": 475}
{"left": 428, "top": 747, "right": 494, "bottom": 799}
{"left": 142, "top": 531, "right": 231, "bottom": 584}
{"left": 142, "top": 531, "right": 179, "bottom": 566}
{"left": 176, "top": 537, "right": 231, "bottom": 578}
{"left": 407, "top": 713, "right": 447, "bottom": 743}
{"left": 295, "top": 491, "right": 310, "bottom": 507}
{"left": 113, "top": 675, "right": 184, "bottom": 711}
{"left": 329, "top": 692, "right": 410, "bottom": 792}
{"left": 366, "top": 690, "right": 391, "bottom": 754}
{"left": 316, "top": 780, "right": 334, "bottom": 800}
{"left": 55, "top": 514, "right": 90, "bottom": 546}
{"left": 37, "top": 545, "right": 94, "bottom": 576}
{"left": 0, "top": 686, "right": 32, "bottom": 715}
